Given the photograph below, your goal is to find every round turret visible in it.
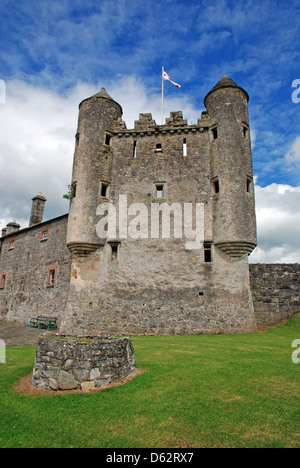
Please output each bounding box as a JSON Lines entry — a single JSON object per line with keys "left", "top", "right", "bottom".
{"left": 66, "top": 88, "right": 123, "bottom": 256}
{"left": 205, "top": 76, "right": 257, "bottom": 258}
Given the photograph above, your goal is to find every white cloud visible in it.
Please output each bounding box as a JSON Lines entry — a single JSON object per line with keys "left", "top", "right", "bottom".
{"left": 0, "top": 80, "right": 78, "bottom": 227}
{"left": 285, "top": 136, "right": 300, "bottom": 168}
{"left": 249, "top": 183, "right": 300, "bottom": 263}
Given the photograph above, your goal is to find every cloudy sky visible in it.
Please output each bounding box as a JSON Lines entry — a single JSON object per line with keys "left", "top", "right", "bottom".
{"left": 0, "top": 0, "right": 299, "bottom": 263}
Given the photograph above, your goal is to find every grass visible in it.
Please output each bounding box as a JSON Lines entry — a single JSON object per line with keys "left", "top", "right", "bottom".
{"left": 0, "top": 315, "right": 299, "bottom": 448}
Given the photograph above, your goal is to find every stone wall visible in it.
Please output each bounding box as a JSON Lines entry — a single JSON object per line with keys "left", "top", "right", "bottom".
{"left": 249, "top": 263, "right": 300, "bottom": 329}
{"left": 1, "top": 209, "right": 299, "bottom": 333}
{"left": 32, "top": 334, "right": 135, "bottom": 391}
{"left": 0, "top": 215, "right": 71, "bottom": 325}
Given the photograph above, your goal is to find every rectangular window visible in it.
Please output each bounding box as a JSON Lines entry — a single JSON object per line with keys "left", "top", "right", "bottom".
{"left": 47, "top": 265, "right": 58, "bottom": 287}
{"left": 212, "top": 178, "right": 220, "bottom": 194}
{"left": 243, "top": 126, "right": 248, "bottom": 138}
{"left": 109, "top": 242, "right": 120, "bottom": 262}
{"left": 105, "top": 133, "right": 112, "bottom": 146}
{"left": 211, "top": 127, "right": 218, "bottom": 140}
{"left": 155, "top": 143, "right": 162, "bottom": 152}
{"left": 0, "top": 273, "right": 6, "bottom": 288}
{"left": 49, "top": 270, "right": 55, "bottom": 285}
{"left": 133, "top": 141, "right": 137, "bottom": 158}
{"left": 8, "top": 238, "right": 16, "bottom": 250}
{"left": 183, "top": 138, "right": 187, "bottom": 157}
{"left": 40, "top": 226, "right": 50, "bottom": 241}
{"left": 100, "top": 181, "right": 110, "bottom": 198}
{"left": 156, "top": 184, "right": 164, "bottom": 198}
{"left": 204, "top": 243, "right": 212, "bottom": 263}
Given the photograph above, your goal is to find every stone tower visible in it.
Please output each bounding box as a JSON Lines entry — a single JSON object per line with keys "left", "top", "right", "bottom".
{"left": 204, "top": 75, "right": 257, "bottom": 257}
{"left": 60, "top": 76, "right": 258, "bottom": 337}
{"left": 66, "top": 88, "right": 123, "bottom": 256}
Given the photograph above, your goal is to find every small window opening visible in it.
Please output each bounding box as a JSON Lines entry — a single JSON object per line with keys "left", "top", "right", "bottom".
{"left": 49, "top": 270, "right": 55, "bottom": 286}
{"left": 42, "top": 230, "right": 49, "bottom": 240}
{"left": 198, "top": 291, "right": 204, "bottom": 296}
{"left": 100, "top": 182, "right": 110, "bottom": 198}
{"left": 243, "top": 126, "right": 248, "bottom": 138}
{"left": 156, "top": 184, "right": 164, "bottom": 198}
{"left": 204, "top": 244, "right": 212, "bottom": 263}
{"left": 133, "top": 141, "right": 137, "bottom": 159}
{"left": 211, "top": 127, "right": 218, "bottom": 140}
{"left": 105, "top": 133, "right": 112, "bottom": 146}
{"left": 47, "top": 265, "right": 57, "bottom": 287}
{"left": 0, "top": 274, "right": 6, "bottom": 288}
{"left": 212, "top": 179, "right": 220, "bottom": 194}
{"left": 155, "top": 143, "right": 162, "bottom": 152}
{"left": 8, "top": 239, "right": 15, "bottom": 250}
{"left": 183, "top": 138, "right": 187, "bottom": 157}
{"left": 247, "top": 178, "right": 252, "bottom": 193}
{"left": 109, "top": 243, "right": 119, "bottom": 262}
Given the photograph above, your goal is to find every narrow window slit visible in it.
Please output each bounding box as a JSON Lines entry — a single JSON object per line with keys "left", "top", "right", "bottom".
{"left": 109, "top": 242, "right": 120, "bottom": 262}
{"left": 211, "top": 127, "right": 218, "bottom": 140}
{"left": 204, "top": 243, "right": 212, "bottom": 263}
{"left": 247, "top": 178, "right": 252, "bottom": 193}
{"left": 183, "top": 138, "right": 187, "bottom": 157}
{"left": 100, "top": 182, "right": 110, "bottom": 198}
{"left": 105, "top": 133, "right": 112, "bottom": 146}
{"left": 0, "top": 274, "right": 6, "bottom": 288}
{"left": 212, "top": 179, "right": 220, "bottom": 194}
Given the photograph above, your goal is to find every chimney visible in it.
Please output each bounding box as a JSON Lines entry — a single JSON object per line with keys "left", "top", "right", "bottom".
{"left": 6, "top": 220, "right": 21, "bottom": 235}
{"left": 29, "top": 193, "right": 47, "bottom": 226}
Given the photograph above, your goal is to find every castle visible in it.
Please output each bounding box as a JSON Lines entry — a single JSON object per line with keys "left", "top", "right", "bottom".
{"left": 1, "top": 76, "right": 299, "bottom": 335}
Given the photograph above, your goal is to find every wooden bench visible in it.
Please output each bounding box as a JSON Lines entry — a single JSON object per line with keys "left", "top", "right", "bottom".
{"left": 29, "top": 316, "right": 57, "bottom": 331}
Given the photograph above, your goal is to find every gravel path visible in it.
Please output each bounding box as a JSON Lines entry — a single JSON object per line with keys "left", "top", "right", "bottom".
{"left": 0, "top": 321, "right": 43, "bottom": 347}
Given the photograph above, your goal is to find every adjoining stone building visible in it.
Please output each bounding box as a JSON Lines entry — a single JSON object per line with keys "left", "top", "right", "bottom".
{"left": 0, "top": 76, "right": 299, "bottom": 335}
{"left": 0, "top": 193, "right": 71, "bottom": 324}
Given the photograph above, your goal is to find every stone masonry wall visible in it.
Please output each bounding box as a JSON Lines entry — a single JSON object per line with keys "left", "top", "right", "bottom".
{"left": 0, "top": 215, "right": 71, "bottom": 325}
{"left": 32, "top": 334, "right": 135, "bottom": 391}
{"left": 249, "top": 263, "right": 300, "bottom": 329}
{"left": 1, "top": 209, "right": 299, "bottom": 333}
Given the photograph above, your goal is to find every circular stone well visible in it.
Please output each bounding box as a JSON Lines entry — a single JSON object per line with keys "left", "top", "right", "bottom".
{"left": 31, "top": 334, "right": 135, "bottom": 391}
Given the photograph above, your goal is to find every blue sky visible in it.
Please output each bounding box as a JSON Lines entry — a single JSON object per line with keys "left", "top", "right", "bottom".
{"left": 0, "top": 0, "right": 300, "bottom": 262}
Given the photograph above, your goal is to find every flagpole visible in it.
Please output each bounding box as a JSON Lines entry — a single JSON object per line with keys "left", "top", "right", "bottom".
{"left": 161, "top": 66, "right": 164, "bottom": 125}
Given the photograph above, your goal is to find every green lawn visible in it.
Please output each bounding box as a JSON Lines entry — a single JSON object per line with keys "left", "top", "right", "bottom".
{"left": 0, "top": 315, "right": 299, "bottom": 448}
